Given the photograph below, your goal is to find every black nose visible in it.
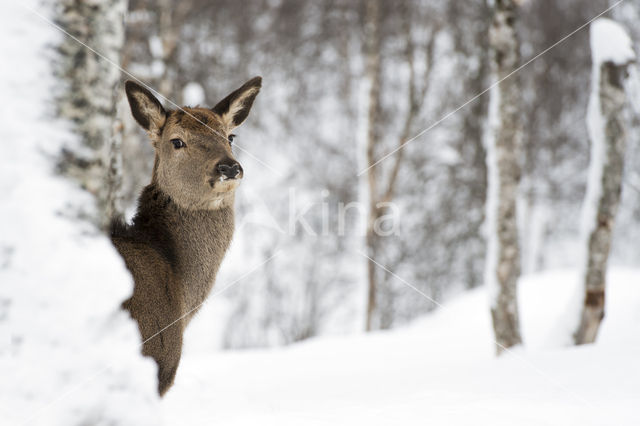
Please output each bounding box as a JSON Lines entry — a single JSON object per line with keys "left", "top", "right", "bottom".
{"left": 216, "top": 161, "right": 242, "bottom": 179}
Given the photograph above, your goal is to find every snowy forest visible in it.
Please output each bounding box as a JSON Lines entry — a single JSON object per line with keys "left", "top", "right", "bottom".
{"left": 2, "top": 0, "right": 640, "bottom": 424}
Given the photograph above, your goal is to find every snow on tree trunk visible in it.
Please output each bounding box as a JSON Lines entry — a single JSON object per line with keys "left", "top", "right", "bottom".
{"left": 485, "top": 0, "right": 523, "bottom": 354}
{"left": 574, "top": 18, "right": 635, "bottom": 345}
{"left": 55, "top": 0, "right": 127, "bottom": 229}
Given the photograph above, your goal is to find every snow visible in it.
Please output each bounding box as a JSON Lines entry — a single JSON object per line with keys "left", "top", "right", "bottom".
{"left": 164, "top": 268, "right": 640, "bottom": 425}
{"left": 590, "top": 18, "right": 635, "bottom": 67}
{"left": 0, "top": 2, "right": 159, "bottom": 425}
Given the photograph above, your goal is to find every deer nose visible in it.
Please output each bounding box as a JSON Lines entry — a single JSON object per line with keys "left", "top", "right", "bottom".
{"left": 216, "top": 161, "right": 242, "bottom": 179}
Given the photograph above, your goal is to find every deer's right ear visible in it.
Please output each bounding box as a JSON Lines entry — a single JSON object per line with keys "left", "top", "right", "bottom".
{"left": 125, "top": 80, "right": 167, "bottom": 139}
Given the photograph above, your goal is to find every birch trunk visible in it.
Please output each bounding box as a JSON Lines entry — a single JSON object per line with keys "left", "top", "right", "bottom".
{"left": 104, "top": 100, "right": 126, "bottom": 226}
{"left": 364, "top": 0, "right": 382, "bottom": 332}
{"left": 574, "top": 48, "right": 631, "bottom": 345}
{"left": 486, "top": 0, "right": 523, "bottom": 353}
{"left": 56, "top": 0, "right": 128, "bottom": 229}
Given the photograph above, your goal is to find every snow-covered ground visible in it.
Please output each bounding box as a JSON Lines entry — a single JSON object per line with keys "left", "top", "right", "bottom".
{"left": 165, "top": 268, "right": 640, "bottom": 426}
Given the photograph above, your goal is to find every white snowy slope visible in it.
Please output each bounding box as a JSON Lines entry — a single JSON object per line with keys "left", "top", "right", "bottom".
{"left": 165, "top": 268, "right": 640, "bottom": 426}
{"left": 0, "top": 2, "right": 159, "bottom": 425}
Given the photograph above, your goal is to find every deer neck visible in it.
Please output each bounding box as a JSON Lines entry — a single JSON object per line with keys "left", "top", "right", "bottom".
{"left": 142, "top": 184, "right": 236, "bottom": 309}
{"left": 172, "top": 202, "right": 235, "bottom": 309}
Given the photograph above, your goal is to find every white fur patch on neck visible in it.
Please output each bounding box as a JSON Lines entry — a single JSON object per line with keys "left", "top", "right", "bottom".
{"left": 207, "top": 197, "right": 227, "bottom": 210}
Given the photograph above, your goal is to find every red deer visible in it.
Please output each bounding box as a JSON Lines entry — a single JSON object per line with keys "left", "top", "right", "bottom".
{"left": 111, "top": 77, "right": 261, "bottom": 395}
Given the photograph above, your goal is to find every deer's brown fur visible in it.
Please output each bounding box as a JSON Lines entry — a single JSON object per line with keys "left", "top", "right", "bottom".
{"left": 111, "top": 77, "right": 261, "bottom": 396}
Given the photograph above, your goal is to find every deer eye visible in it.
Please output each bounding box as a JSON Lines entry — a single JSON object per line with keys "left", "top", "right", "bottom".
{"left": 171, "top": 138, "right": 186, "bottom": 149}
{"left": 228, "top": 134, "right": 235, "bottom": 145}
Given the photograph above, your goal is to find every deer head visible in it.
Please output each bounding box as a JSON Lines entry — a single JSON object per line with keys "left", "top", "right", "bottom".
{"left": 125, "top": 77, "right": 261, "bottom": 210}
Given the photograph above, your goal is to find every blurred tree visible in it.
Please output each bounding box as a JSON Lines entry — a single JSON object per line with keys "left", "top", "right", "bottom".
{"left": 486, "top": 0, "right": 523, "bottom": 353}
{"left": 574, "top": 19, "right": 633, "bottom": 345}
{"left": 444, "top": 0, "right": 490, "bottom": 290}
{"left": 517, "top": 0, "right": 608, "bottom": 270}
{"left": 363, "top": 0, "right": 439, "bottom": 331}
{"left": 363, "top": 0, "right": 382, "bottom": 332}
{"left": 55, "top": 0, "right": 128, "bottom": 229}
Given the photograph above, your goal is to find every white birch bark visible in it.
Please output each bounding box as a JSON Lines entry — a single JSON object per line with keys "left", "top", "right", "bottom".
{"left": 574, "top": 18, "right": 634, "bottom": 345}
{"left": 485, "top": 0, "right": 523, "bottom": 353}
{"left": 56, "top": 0, "right": 127, "bottom": 228}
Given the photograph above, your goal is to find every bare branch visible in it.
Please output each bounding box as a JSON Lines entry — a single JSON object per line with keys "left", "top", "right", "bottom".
{"left": 381, "top": 25, "right": 439, "bottom": 206}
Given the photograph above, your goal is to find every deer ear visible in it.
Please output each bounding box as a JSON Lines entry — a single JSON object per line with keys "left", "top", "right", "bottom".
{"left": 125, "top": 80, "right": 167, "bottom": 137}
{"left": 212, "top": 76, "right": 262, "bottom": 130}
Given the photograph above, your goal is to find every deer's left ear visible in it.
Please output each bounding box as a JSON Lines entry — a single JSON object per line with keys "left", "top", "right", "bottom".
{"left": 212, "top": 76, "right": 262, "bottom": 130}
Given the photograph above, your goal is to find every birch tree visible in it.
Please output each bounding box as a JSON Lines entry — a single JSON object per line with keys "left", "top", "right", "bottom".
{"left": 363, "top": 0, "right": 382, "bottom": 332}
{"left": 574, "top": 18, "right": 635, "bottom": 345}
{"left": 56, "top": 0, "right": 128, "bottom": 229}
{"left": 485, "top": 0, "right": 523, "bottom": 353}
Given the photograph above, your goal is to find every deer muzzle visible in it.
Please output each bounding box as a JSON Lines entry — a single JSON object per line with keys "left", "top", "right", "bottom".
{"left": 216, "top": 160, "right": 243, "bottom": 181}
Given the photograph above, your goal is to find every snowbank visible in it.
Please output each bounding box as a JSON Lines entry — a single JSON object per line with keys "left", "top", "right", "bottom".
{"left": 165, "top": 268, "right": 640, "bottom": 426}
{"left": 0, "top": 2, "right": 159, "bottom": 425}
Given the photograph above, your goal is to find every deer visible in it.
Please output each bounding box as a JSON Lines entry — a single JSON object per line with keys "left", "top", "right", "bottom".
{"left": 110, "top": 76, "right": 261, "bottom": 396}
